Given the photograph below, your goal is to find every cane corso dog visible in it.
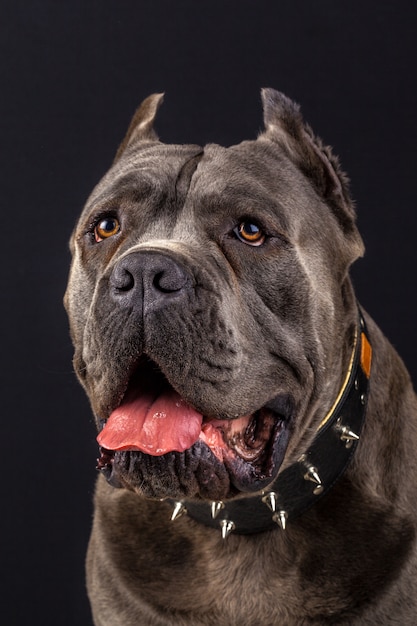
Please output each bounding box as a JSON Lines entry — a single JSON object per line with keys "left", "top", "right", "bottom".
{"left": 65, "top": 89, "right": 417, "bottom": 625}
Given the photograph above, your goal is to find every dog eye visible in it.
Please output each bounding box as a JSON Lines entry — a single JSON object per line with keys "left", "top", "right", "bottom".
{"left": 234, "top": 222, "right": 266, "bottom": 246}
{"left": 94, "top": 217, "right": 121, "bottom": 242}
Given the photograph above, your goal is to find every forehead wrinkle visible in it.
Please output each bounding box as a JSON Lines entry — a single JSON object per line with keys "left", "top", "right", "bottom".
{"left": 168, "top": 150, "right": 205, "bottom": 239}
{"left": 174, "top": 150, "right": 204, "bottom": 205}
{"left": 85, "top": 143, "right": 203, "bottom": 204}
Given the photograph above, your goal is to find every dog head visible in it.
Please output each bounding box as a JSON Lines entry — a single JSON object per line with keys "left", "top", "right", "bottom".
{"left": 65, "top": 89, "right": 364, "bottom": 501}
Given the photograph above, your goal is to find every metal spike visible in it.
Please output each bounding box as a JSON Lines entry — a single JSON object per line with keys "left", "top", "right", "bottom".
{"left": 170, "top": 501, "right": 187, "bottom": 521}
{"left": 262, "top": 491, "right": 278, "bottom": 512}
{"left": 220, "top": 519, "right": 235, "bottom": 539}
{"left": 211, "top": 501, "right": 225, "bottom": 519}
{"left": 303, "top": 465, "right": 322, "bottom": 486}
{"left": 340, "top": 426, "right": 360, "bottom": 449}
{"left": 335, "top": 418, "right": 360, "bottom": 449}
{"left": 301, "top": 458, "right": 323, "bottom": 495}
{"left": 272, "top": 510, "right": 288, "bottom": 530}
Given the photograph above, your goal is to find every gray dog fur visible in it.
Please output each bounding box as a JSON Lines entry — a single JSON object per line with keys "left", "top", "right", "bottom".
{"left": 65, "top": 89, "right": 417, "bottom": 624}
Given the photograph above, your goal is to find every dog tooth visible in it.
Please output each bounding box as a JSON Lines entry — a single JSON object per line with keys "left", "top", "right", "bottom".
{"left": 96, "top": 450, "right": 113, "bottom": 471}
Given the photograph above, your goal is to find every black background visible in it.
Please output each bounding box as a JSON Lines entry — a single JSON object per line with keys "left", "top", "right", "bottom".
{"left": 2, "top": 1, "right": 417, "bottom": 624}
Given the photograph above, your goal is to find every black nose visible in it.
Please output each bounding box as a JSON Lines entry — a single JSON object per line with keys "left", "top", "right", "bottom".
{"left": 110, "top": 251, "right": 192, "bottom": 313}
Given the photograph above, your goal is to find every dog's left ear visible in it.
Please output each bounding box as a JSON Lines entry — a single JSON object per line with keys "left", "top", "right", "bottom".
{"left": 261, "top": 88, "right": 363, "bottom": 257}
{"left": 114, "top": 93, "right": 164, "bottom": 162}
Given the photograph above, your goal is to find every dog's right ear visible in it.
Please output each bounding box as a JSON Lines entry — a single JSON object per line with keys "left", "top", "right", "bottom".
{"left": 113, "top": 93, "right": 164, "bottom": 163}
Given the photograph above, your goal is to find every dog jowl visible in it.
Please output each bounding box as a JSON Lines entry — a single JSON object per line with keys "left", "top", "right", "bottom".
{"left": 65, "top": 90, "right": 417, "bottom": 625}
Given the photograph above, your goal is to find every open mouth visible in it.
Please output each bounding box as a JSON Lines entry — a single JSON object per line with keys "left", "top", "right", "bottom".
{"left": 96, "top": 359, "right": 293, "bottom": 495}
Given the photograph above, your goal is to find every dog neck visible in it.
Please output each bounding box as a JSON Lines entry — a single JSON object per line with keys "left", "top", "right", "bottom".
{"left": 167, "top": 309, "right": 372, "bottom": 537}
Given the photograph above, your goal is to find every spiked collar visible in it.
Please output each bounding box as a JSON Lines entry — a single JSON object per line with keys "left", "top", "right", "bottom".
{"left": 167, "top": 310, "right": 372, "bottom": 537}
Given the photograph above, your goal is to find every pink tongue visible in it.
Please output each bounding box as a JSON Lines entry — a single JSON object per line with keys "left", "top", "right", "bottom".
{"left": 97, "top": 386, "right": 203, "bottom": 456}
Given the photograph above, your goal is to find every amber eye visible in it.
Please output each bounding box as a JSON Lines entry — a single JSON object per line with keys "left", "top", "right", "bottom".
{"left": 94, "top": 217, "right": 120, "bottom": 242}
{"left": 235, "top": 221, "right": 265, "bottom": 246}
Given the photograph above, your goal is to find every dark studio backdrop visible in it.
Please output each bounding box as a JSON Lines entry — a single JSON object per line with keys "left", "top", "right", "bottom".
{"left": 2, "top": 1, "right": 417, "bottom": 624}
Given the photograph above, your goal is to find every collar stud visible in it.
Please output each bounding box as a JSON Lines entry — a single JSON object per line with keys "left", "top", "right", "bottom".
{"left": 220, "top": 519, "right": 235, "bottom": 539}
{"left": 335, "top": 417, "right": 360, "bottom": 449}
{"left": 211, "top": 501, "right": 225, "bottom": 519}
{"left": 261, "top": 491, "right": 278, "bottom": 512}
{"left": 299, "top": 455, "right": 324, "bottom": 495}
{"left": 272, "top": 510, "right": 288, "bottom": 530}
{"left": 170, "top": 501, "right": 187, "bottom": 521}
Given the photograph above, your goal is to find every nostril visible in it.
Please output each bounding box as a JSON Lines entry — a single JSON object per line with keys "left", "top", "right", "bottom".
{"left": 153, "top": 266, "right": 189, "bottom": 293}
{"left": 111, "top": 268, "right": 135, "bottom": 292}
{"left": 110, "top": 252, "right": 192, "bottom": 310}
{"left": 153, "top": 271, "right": 170, "bottom": 293}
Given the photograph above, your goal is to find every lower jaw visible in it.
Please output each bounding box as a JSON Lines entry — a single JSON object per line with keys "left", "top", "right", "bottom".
{"left": 99, "top": 441, "right": 233, "bottom": 500}
{"left": 97, "top": 425, "right": 290, "bottom": 501}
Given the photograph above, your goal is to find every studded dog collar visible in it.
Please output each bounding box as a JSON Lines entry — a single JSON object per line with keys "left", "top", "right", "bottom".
{"left": 167, "top": 310, "right": 372, "bottom": 537}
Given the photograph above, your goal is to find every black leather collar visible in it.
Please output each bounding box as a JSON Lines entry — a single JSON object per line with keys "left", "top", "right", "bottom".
{"left": 168, "top": 311, "right": 372, "bottom": 537}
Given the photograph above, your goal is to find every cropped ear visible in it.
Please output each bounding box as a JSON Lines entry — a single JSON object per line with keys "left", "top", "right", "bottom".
{"left": 114, "top": 93, "right": 164, "bottom": 162}
{"left": 260, "top": 88, "right": 363, "bottom": 256}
